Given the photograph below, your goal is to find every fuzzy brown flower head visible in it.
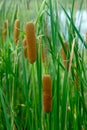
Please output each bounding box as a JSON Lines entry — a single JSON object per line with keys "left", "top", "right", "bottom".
{"left": 26, "top": 22, "right": 36, "bottom": 64}
{"left": 14, "top": 19, "right": 20, "bottom": 44}
{"left": 42, "top": 75, "right": 52, "bottom": 113}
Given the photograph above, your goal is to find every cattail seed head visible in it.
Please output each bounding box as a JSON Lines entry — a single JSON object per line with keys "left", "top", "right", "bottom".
{"left": 43, "top": 93, "right": 52, "bottom": 112}
{"left": 14, "top": 19, "right": 20, "bottom": 44}
{"left": 26, "top": 22, "right": 36, "bottom": 64}
{"left": 22, "top": 38, "right": 27, "bottom": 58}
{"left": 2, "top": 20, "right": 8, "bottom": 41}
{"left": 42, "top": 75, "right": 52, "bottom": 113}
{"left": 62, "top": 42, "right": 69, "bottom": 71}
{"left": 43, "top": 75, "right": 52, "bottom": 92}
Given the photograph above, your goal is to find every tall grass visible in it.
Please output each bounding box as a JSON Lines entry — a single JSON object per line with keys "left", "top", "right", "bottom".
{"left": 0, "top": 0, "right": 87, "bottom": 129}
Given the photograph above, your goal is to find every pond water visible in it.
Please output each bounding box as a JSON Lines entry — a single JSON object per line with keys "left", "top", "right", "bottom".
{"left": 47, "top": 10, "right": 87, "bottom": 48}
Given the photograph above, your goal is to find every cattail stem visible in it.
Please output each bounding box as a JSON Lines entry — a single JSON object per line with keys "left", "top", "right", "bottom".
{"left": 26, "top": 22, "right": 36, "bottom": 64}
{"left": 42, "top": 46, "right": 45, "bottom": 63}
{"left": 42, "top": 75, "right": 52, "bottom": 113}
{"left": 62, "top": 42, "right": 69, "bottom": 71}
{"left": 22, "top": 38, "right": 27, "bottom": 58}
{"left": 74, "top": 71, "right": 79, "bottom": 90}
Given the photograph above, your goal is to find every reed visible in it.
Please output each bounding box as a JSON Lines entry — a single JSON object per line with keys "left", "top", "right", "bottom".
{"left": 0, "top": 0, "right": 87, "bottom": 129}
{"left": 62, "top": 42, "right": 69, "bottom": 71}
{"left": 74, "top": 71, "right": 79, "bottom": 90}
{"left": 22, "top": 38, "right": 27, "bottom": 58}
{"left": 42, "top": 46, "right": 45, "bottom": 63}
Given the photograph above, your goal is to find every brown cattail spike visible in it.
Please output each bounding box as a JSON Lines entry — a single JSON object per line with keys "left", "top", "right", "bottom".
{"left": 62, "top": 42, "right": 69, "bottom": 71}
{"left": 14, "top": 19, "right": 20, "bottom": 44}
{"left": 22, "top": 38, "right": 27, "bottom": 58}
{"left": 2, "top": 20, "right": 8, "bottom": 41}
{"left": 26, "top": 22, "right": 36, "bottom": 64}
{"left": 42, "top": 75, "right": 52, "bottom": 112}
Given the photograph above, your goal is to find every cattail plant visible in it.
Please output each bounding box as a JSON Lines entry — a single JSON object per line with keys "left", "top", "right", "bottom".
{"left": 26, "top": 0, "right": 30, "bottom": 10}
{"left": 42, "top": 44, "right": 48, "bottom": 66}
{"left": 72, "top": 63, "right": 79, "bottom": 89}
{"left": 74, "top": 70, "right": 79, "bottom": 90}
{"left": 42, "top": 75, "right": 52, "bottom": 112}
{"left": 14, "top": 19, "right": 20, "bottom": 44}
{"left": 62, "top": 42, "right": 69, "bottom": 71}
{"left": 2, "top": 20, "right": 8, "bottom": 41}
{"left": 38, "top": 37, "right": 45, "bottom": 63}
{"left": 42, "top": 46, "right": 45, "bottom": 63}
{"left": 22, "top": 38, "right": 27, "bottom": 58}
{"left": 86, "top": 32, "right": 87, "bottom": 43}
{"left": 26, "top": 22, "right": 36, "bottom": 64}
